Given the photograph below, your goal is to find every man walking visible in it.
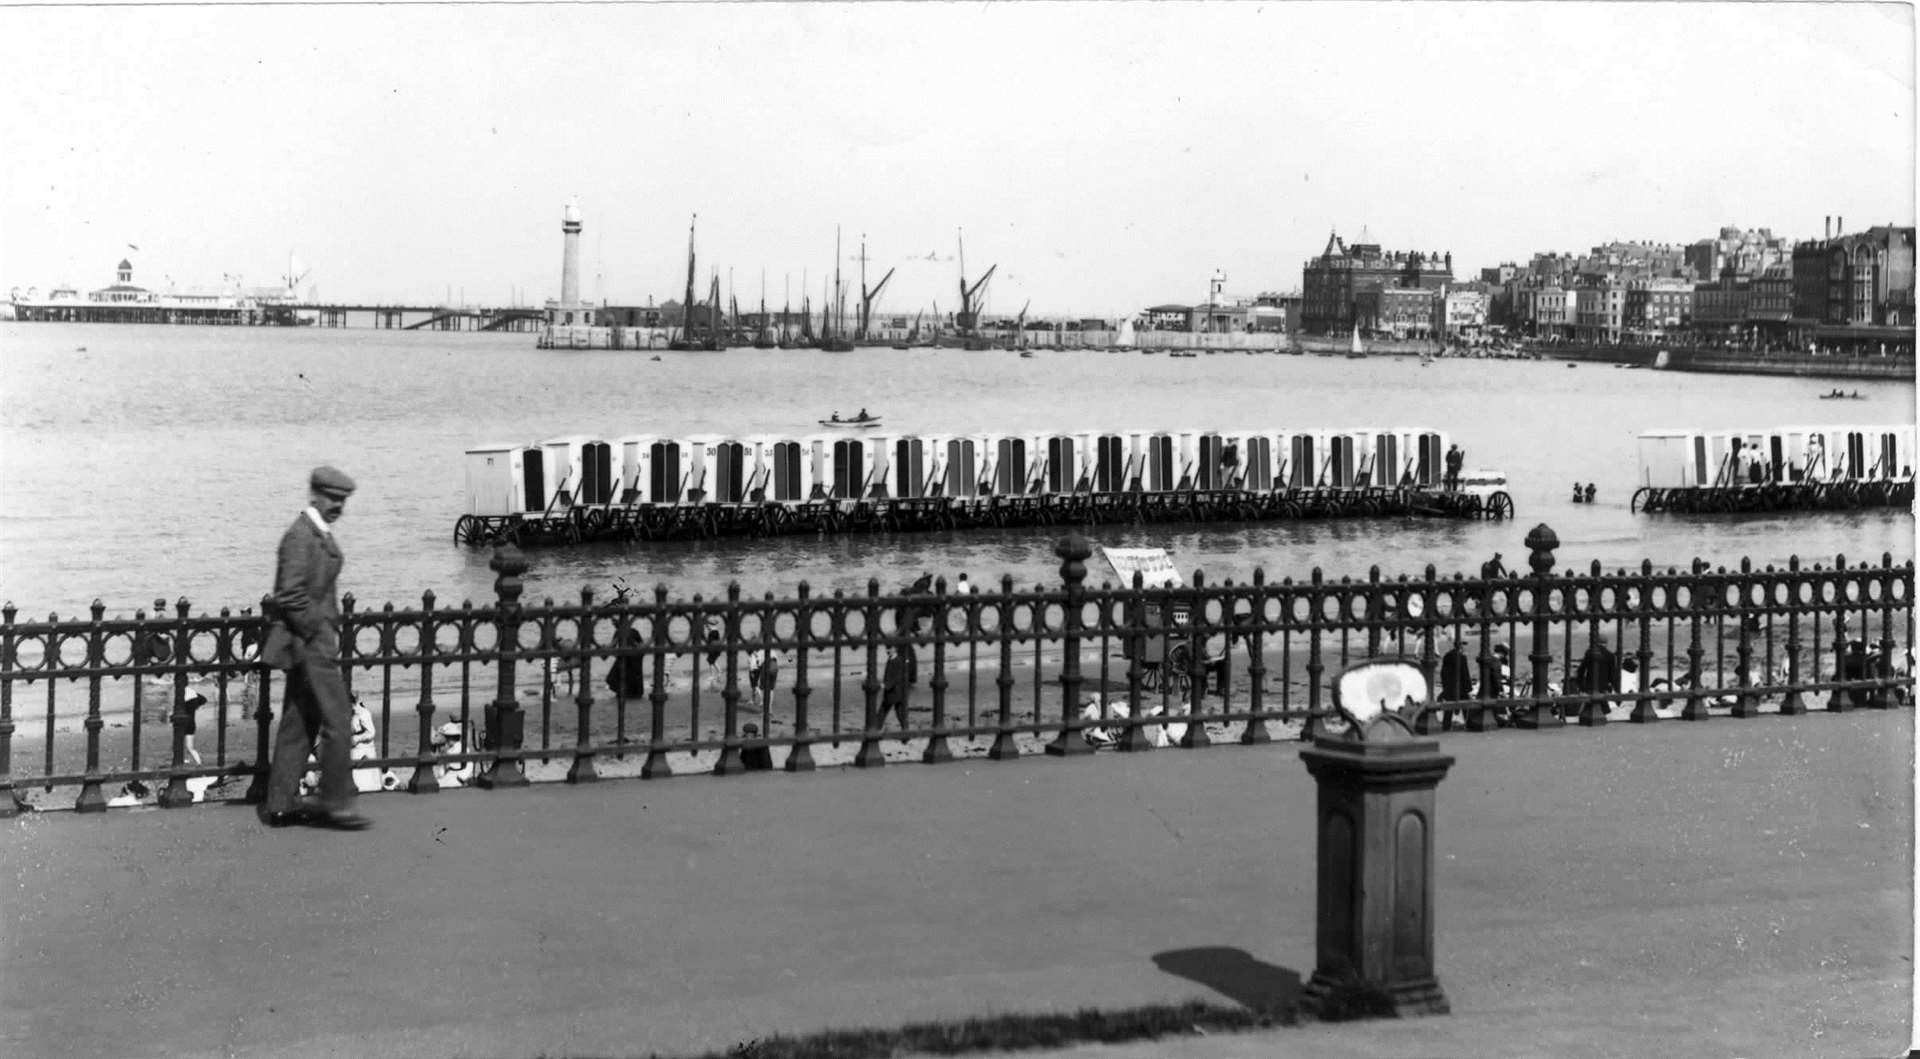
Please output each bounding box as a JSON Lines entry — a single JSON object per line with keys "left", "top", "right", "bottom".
{"left": 259, "top": 466, "right": 371, "bottom": 830}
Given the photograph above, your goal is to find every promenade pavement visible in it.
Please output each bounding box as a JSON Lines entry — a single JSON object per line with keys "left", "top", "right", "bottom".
{"left": 2, "top": 710, "right": 1912, "bottom": 1059}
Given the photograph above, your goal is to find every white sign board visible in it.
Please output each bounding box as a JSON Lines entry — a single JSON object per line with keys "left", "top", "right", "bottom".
{"left": 1100, "top": 547, "right": 1184, "bottom": 589}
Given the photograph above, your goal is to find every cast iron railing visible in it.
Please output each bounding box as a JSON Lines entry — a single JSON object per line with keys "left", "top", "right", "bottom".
{"left": 1, "top": 523, "right": 1911, "bottom": 815}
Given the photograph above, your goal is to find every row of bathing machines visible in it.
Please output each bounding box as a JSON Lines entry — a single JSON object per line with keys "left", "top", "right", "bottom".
{"left": 458, "top": 427, "right": 1498, "bottom": 544}
{"left": 1633, "top": 425, "right": 1914, "bottom": 513}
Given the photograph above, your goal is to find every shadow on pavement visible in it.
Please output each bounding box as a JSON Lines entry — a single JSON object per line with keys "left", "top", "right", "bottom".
{"left": 1152, "top": 947, "right": 1301, "bottom": 1018}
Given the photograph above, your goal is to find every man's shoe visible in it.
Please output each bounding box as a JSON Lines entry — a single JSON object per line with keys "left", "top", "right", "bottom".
{"left": 309, "top": 810, "right": 373, "bottom": 831}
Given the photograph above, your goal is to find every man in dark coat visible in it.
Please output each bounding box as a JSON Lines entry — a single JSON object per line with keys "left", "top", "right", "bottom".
{"left": 879, "top": 643, "right": 916, "bottom": 730}
{"left": 605, "top": 627, "right": 648, "bottom": 700}
{"left": 1574, "top": 636, "right": 1620, "bottom": 698}
{"left": 259, "top": 466, "right": 371, "bottom": 830}
{"left": 1436, "top": 642, "right": 1475, "bottom": 731}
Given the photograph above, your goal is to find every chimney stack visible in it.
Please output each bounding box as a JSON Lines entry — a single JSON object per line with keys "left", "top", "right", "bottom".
{"left": 1837, "top": 216, "right": 1844, "bottom": 237}
{"left": 1825, "top": 216, "right": 1831, "bottom": 240}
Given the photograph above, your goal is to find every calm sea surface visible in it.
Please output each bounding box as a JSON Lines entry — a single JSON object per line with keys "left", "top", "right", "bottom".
{"left": 1, "top": 322, "right": 1912, "bottom": 617}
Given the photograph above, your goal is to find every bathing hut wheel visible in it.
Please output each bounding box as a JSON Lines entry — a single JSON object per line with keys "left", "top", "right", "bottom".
{"left": 1484, "top": 491, "right": 1514, "bottom": 521}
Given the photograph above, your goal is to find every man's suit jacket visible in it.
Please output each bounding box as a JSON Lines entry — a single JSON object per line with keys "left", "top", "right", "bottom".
{"left": 262, "top": 513, "right": 344, "bottom": 670}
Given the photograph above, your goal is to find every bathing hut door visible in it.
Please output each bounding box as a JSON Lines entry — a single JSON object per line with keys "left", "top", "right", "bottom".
{"left": 895, "top": 439, "right": 926, "bottom": 499}
{"left": 582, "top": 442, "right": 613, "bottom": 505}
{"left": 1328, "top": 435, "right": 1354, "bottom": 488}
{"left": 1145, "top": 435, "right": 1174, "bottom": 492}
{"left": 649, "top": 441, "right": 683, "bottom": 502}
{"left": 1047, "top": 437, "right": 1076, "bottom": 493}
{"left": 945, "top": 439, "right": 977, "bottom": 497}
{"left": 1197, "top": 434, "right": 1223, "bottom": 490}
{"left": 1242, "top": 436, "right": 1272, "bottom": 492}
{"left": 833, "top": 439, "right": 865, "bottom": 499}
{"left": 1095, "top": 435, "right": 1124, "bottom": 492}
{"left": 1374, "top": 433, "right": 1397, "bottom": 487}
{"left": 772, "top": 441, "right": 805, "bottom": 501}
{"left": 714, "top": 442, "right": 746, "bottom": 503}
{"left": 1691, "top": 435, "right": 1709, "bottom": 488}
{"left": 1289, "top": 435, "right": 1315, "bottom": 488}
{"left": 520, "top": 446, "right": 546, "bottom": 512}
{"left": 993, "top": 437, "right": 1027, "bottom": 495}
{"left": 1844, "top": 431, "right": 1866, "bottom": 479}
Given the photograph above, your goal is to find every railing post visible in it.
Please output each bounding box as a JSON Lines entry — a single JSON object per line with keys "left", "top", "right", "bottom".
{"left": 642, "top": 583, "right": 673, "bottom": 779}
{"left": 159, "top": 598, "right": 196, "bottom": 807}
{"left": 76, "top": 601, "right": 109, "bottom": 813}
{"left": 1778, "top": 558, "right": 1806, "bottom": 714}
{"left": 1416, "top": 567, "right": 1439, "bottom": 714}
{"left": 1302, "top": 568, "right": 1327, "bottom": 740}
{"left": 1515, "top": 524, "right": 1562, "bottom": 729}
{"left": 409, "top": 590, "right": 441, "bottom": 793}
{"left": 1047, "top": 533, "right": 1094, "bottom": 756}
{"left": 854, "top": 579, "right": 886, "bottom": 768}
{"left": 924, "top": 577, "right": 954, "bottom": 764}
{"left": 244, "top": 595, "right": 275, "bottom": 804}
{"left": 568, "top": 586, "right": 600, "bottom": 783}
{"left": 477, "top": 544, "right": 530, "bottom": 788}
{"left": 1873, "top": 553, "right": 1898, "bottom": 709}
{"left": 1119, "top": 572, "right": 1152, "bottom": 752}
{"left": 786, "top": 582, "right": 817, "bottom": 772}
{"left": 1241, "top": 569, "right": 1271, "bottom": 745}
{"left": 989, "top": 574, "right": 1020, "bottom": 760}
{"left": 0, "top": 602, "right": 16, "bottom": 817}
{"left": 1180, "top": 569, "right": 1212, "bottom": 749}
{"left": 714, "top": 582, "right": 746, "bottom": 775}
{"left": 1731, "top": 558, "right": 1760, "bottom": 717}
{"left": 1825, "top": 554, "right": 1850, "bottom": 712}
{"left": 1681, "top": 560, "right": 1712, "bottom": 721}
{"left": 1629, "top": 561, "right": 1660, "bottom": 723}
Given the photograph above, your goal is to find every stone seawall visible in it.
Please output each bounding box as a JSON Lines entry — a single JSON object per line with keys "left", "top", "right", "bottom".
{"left": 1654, "top": 349, "right": 1914, "bottom": 381}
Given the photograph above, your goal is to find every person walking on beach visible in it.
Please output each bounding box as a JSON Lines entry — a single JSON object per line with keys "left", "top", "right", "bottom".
{"left": 259, "top": 466, "right": 371, "bottom": 831}
{"left": 879, "top": 642, "right": 915, "bottom": 730}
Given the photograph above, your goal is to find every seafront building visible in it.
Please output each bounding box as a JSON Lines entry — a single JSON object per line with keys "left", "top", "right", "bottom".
{"left": 1298, "top": 231, "right": 1453, "bottom": 336}
{"left": 1499, "top": 217, "right": 1914, "bottom": 356}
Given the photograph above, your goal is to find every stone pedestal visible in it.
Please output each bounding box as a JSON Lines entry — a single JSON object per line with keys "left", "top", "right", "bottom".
{"left": 1299, "top": 718, "right": 1455, "bottom": 1018}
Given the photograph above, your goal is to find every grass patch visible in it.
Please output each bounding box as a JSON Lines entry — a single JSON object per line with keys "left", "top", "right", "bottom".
{"left": 614, "top": 999, "right": 1288, "bottom": 1059}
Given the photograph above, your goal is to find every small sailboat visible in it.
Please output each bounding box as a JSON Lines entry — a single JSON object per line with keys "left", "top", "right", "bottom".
{"left": 1345, "top": 329, "right": 1367, "bottom": 359}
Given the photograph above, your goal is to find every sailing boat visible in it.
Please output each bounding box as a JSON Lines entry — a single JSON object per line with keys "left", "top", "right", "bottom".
{"left": 669, "top": 215, "right": 722, "bottom": 351}
{"left": 753, "top": 271, "right": 776, "bottom": 348}
{"left": 937, "top": 230, "right": 997, "bottom": 350}
{"left": 1346, "top": 327, "right": 1367, "bottom": 359}
{"left": 820, "top": 227, "right": 855, "bottom": 352}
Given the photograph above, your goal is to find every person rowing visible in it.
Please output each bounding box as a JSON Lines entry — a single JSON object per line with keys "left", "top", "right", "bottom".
{"left": 855, "top": 408, "right": 871, "bottom": 422}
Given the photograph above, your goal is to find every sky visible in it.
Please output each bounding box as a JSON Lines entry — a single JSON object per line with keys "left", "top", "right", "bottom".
{"left": 0, "top": 0, "right": 1912, "bottom": 319}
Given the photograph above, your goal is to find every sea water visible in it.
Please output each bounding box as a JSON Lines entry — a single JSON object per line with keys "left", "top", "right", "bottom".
{"left": 1, "top": 322, "right": 1911, "bottom": 617}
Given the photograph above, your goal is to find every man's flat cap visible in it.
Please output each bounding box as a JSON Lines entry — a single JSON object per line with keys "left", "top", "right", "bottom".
{"left": 310, "top": 466, "right": 357, "bottom": 497}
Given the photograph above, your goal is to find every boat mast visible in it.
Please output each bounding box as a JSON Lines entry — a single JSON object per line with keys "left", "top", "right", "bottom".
{"left": 682, "top": 214, "right": 698, "bottom": 343}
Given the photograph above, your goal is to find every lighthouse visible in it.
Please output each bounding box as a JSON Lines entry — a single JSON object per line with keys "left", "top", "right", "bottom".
{"left": 560, "top": 201, "right": 583, "bottom": 307}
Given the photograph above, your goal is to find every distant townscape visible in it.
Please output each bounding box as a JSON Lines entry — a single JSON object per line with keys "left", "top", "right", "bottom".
{"left": 7, "top": 210, "right": 1914, "bottom": 362}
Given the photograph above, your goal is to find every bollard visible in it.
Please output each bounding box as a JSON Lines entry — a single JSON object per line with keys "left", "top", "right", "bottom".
{"left": 1299, "top": 659, "right": 1454, "bottom": 1019}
